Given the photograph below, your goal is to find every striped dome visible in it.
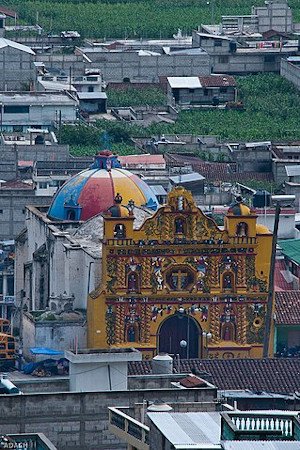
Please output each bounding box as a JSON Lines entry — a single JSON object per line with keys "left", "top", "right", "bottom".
{"left": 47, "top": 151, "right": 158, "bottom": 221}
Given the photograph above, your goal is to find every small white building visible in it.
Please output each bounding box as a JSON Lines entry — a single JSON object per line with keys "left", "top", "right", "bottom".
{"left": 65, "top": 348, "right": 142, "bottom": 392}
{"left": 37, "top": 69, "right": 107, "bottom": 113}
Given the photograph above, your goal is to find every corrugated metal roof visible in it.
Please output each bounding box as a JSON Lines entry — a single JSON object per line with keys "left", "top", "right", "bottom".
{"left": 77, "top": 92, "right": 107, "bottom": 100}
{"left": 223, "top": 442, "right": 300, "bottom": 450}
{"left": 0, "top": 92, "right": 77, "bottom": 105}
{"left": 38, "top": 79, "right": 77, "bottom": 92}
{"left": 196, "top": 32, "right": 230, "bottom": 40}
{"left": 147, "top": 412, "right": 221, "bottom": 446}
{"left": 279, "top": 239, "right": 300, "bottom": 265}
{"left": 285, "top": 165, "right": 300, "bottom": 176}
{"left": 150, "top": 185, "right": 167, "bottom": 196}
{"left": 169, "top": 172, "right": 205, "bottom": 183}
{"left": 0, "top": 37, "right": 35, "bottom": 55}
{"left": 167, "top": 77, "right": 202, "bottom": 89}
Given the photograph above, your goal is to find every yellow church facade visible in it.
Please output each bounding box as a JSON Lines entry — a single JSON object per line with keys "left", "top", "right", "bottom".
{"left": 87, "top": 187, "right": 273, "bottom": 360}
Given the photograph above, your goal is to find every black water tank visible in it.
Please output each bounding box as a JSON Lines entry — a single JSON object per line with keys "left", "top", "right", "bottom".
{"left": 35, "top": 134, "right": 45, "bottom": 145}
{"left": 229, "top": 41, "right": 237, "bottom": 53}
{"left": 253, "top": 190, "right": 271, "bottom": 208}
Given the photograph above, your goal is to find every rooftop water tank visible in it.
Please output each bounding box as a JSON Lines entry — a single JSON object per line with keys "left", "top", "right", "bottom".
{"left": 253, "top": 190, "right": 271, "bottom": 208}
{"left": 152, "top": 354, "right": 173, "bottom": 374}
{"left": 147, "top": 400, "right": 173, "bottom": 412}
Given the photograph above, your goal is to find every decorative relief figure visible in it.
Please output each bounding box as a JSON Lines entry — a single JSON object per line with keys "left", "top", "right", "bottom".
{"left": 124, "top": 300, "right": 141, "bottom": 343}
{"left": 220, "top": 304, "right": 236, "bottom": 341}
{"left": 246, "top": 303, "right": 265, "bottom": 343}
{"left": 126, "top": 257, "right": 142, "bottom": 293}
{"left": 200, "top": 305, "right": 208, "bottom": 321}
{"left": 151, "top": 257, "right": 164, "bottom": 293}
{"left": 128, "top": 272, "right": 139, "bottom": 293}
{"left": 106, "top": 306, "right": 116, "bottom": 345}
{"left": 107, "top": 258, "right": 117, "bottom": 293}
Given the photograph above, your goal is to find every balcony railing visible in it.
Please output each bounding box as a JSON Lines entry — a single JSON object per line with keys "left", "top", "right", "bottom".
{"left": 229, "top": 236, "right": 257, "bottom": 245}
{"left": 108, "top": 407, "right": 149, "bottom": 449}
{"left": 231, "top": 415, "right": 293, "bottom": 437}
{"left": 222, "top": 412, "right": 300, "bottom": 440}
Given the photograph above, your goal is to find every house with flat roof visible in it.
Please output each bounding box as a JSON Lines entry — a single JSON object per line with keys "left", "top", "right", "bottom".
{"left": 109, "top": 407, "right": 300, "bottom": 450}
{"left": 0, "top": 91, "right": 78, "bottom": 132}
{"left": 167, "top": 75, "right": 237, "bottom": 106}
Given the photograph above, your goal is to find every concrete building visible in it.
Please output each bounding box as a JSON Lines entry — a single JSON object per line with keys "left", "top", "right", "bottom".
{"left": 227, "top": 141, "right": 272, "bottom": 173}
{"left": 252, "top": 0, "right": 293, "bottom": 33}
{"left": 0, "top": 179, "right": 52, "bottom": 240}
{"left": 0, "top": 37, "right": 35, "bottom": 91}
{"left": 203, "top": 0, "right": 295, "bottom": 37}
{"left": 0, "top": 130, "right": 70, "bottom": 181}
{"left": 75, "top": 44, "right": 210, "bottom": 83}
{"left": 0, "top": 91, "right": 78, "bottom": 132}
{"left": 0, "top": 239, "right": 15, "bottom": 320}
{"left": 22, "top": 310, "right": 87, "bottom": 360}
{"left": 193, "top": 31, "right": 298, "bottom": 75}
{"left": 32, "top": 158, "right": 90, "bottom": 197}
{"left": 281, "top": 56, "right": 300, "bottom": 91}
{"left": 167, "top": 75, "right": 237, "bottom": 106}
{"left": 272, "top": 144, "right": 300, "bottom": 183}
{"left": 38, "top": 68, "right": 107, "bottom": 114}
{"left": 65, "top": 348, "right": 142, "bottom": 392}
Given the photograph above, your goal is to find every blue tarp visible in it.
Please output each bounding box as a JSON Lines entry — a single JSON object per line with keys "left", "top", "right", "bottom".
{"left": 30, "top": 347, "right": 64, "bottom": 355}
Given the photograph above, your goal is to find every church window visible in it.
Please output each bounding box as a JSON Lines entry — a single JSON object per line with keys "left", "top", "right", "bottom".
{"left": 114, "top": 223, "right": 126, "bottom": 238}
{"left": 127, "top": 272, "right": 139, "bottom": 293}
{"left": 127, "top": 326, "right": 135, "bottom": 342}
{"left": 67, "top": 210, "right": 76, "bottom": 220}
{"left": 222, "top": 272, "right": 234, "bottom": 291}
{"left": 175, "top": 217, "right": 186, "bottom": 234}
{"left": 221, "top": 322, "right": 236, "bottom": 341}
{"left": 236, "top": 222, "right": 248, "bottom": 237}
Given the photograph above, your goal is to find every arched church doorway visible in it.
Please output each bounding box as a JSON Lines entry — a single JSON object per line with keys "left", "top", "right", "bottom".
{"left": 158, "top": 314, "right": 201, "bottom": 358}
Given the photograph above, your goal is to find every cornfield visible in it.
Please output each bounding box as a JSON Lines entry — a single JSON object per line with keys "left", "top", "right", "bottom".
{"left": 3, "top": 0, "right": 300, "bottom": 39}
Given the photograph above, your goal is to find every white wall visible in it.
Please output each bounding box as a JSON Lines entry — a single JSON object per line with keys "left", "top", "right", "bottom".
{"left": 257, "top": 213, "right": 296, "bottom": 239}
{"left": 69, "top": 361, "right": 128, "bottom": 392}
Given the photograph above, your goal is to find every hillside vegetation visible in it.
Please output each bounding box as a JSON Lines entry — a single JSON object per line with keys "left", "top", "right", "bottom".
{"left": 64, "top": 74, "right": 300, "bottom": 156}
{"left": 3, "top": 0, "right": 300, "bottom": 39}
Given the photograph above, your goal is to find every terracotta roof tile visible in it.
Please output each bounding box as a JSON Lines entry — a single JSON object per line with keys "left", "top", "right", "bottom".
{"left": 179, "top": 375, "right": 207, "bottom": 388}
{"left": 274, "top": 259, "right": 294, "bottom": 291}
{"left": 275, "top": 291, "right": 300, "bottom": 325}
{"left": 128, "top": 359, "right": 300, "bottom": 394}
{"left": 199, "top": 75, "right": 236, "bottom": 88}
{"left": 0, "top": 179, "right": 33, "bottom": 190}
{"left": 165, "top": 154, "right": 273, "bottom": 182}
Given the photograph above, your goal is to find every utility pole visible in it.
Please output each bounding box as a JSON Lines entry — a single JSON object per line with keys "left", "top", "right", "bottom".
{"left": 263, "top": 201, "right": 281, "bottom": 357}
{"left": 18, "top": 289, "right": 24, "bottom": 370}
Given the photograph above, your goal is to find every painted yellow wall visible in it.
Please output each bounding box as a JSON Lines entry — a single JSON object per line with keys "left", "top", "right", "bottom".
{"left": 87, "top": 188, "right": 274, "bottom": 359}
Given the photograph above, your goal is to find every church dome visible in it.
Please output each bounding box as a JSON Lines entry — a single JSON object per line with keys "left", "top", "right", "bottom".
{"left": 256, "top": 224, "right": 271, "bottom": 234}
{"left": 47, "top": 151, "right": 159, "bottom": 221}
